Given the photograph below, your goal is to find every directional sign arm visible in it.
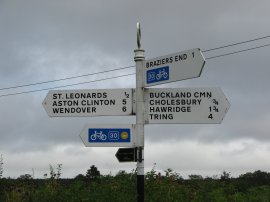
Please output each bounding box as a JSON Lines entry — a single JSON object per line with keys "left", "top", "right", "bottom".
{"left": 144, "top": 49, "right": 205, "bottom": 87}
{"left": 145, "top": 88, "right": 230, "bottom": 124}
{"left": 115, "top": 148, "right": 137, "bottom": 162}
{"left": 43, "top": 89, "right": 133, "bottom": 117}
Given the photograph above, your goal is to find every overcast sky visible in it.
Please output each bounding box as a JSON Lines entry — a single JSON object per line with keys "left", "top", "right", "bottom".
{"left": 1, "top": 0, "right": 270, "bottom": 178}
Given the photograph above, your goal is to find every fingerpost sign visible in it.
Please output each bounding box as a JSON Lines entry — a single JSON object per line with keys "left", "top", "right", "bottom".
{"left": 43, "top": 89, "right": 133, "bottom": 117}
{"left": 144, "top": 48, "right": 205, "bottom": 87}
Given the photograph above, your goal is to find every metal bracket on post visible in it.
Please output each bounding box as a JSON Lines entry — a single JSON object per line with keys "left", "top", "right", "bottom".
{"left": 137, "top": 147, "right": 143, "bottom": 163}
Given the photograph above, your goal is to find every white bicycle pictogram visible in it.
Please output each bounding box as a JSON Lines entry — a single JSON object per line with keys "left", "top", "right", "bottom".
{"left": 90, "top": 131, "right": 107, "bottom": 141}
{"left": 156, "top": 69, "right": 168, "bottom": 80}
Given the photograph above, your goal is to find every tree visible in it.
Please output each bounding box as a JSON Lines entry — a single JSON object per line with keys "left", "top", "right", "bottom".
{"left": 18, "top": 174, "right": 32, "bottom": 180}
{"left": 86, "top": 165, "right": 100, "bottom": 180}
{"left": 164, "top": 168, "right": 183, "bottom": 181}
{"left": 239, "top": 170, "right": 270, "bottom": 186}
{"left": 0, "top": 154, "right": 3, "bottom": 178}
{"left": 220, "top": 171, "right": 231, "bottom": 181}
{"left": 189, "top": 174, "right": 203, "bottom": 180}
{"left": 47, "top": 164, "right": 62, "bottom": 179}
{"left": 56, "top": 164, "right": 62, "bottom": 179}
{"left": 74, "top": 174, "right": 86, "bottom": 180}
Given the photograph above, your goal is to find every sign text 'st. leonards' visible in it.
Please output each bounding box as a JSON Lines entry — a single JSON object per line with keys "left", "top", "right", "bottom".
{"left": 43, "top": 89, "right": 133, "bottom": 117}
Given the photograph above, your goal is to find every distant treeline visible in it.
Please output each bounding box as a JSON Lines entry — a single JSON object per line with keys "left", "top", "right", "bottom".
{"left": 1, "top": 165, "right": 270, "bottom": 201}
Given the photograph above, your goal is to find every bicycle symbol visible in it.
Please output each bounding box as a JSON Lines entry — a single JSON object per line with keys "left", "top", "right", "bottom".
{"left": 156, "top": 68, "right": 168, "bottom": 80}
{"left": 90, "top": 130, "right": 107, "bottom": 141}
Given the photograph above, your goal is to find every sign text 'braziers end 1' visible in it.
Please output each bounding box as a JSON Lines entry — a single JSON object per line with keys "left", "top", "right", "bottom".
{"left": 42, "top": 89, "right": 133, "bottom": 117}
{"left": 145, "top": 88, "right": 230, "bottom": 124}
{"left": 79, "top": 124, "right": 135, "bottom": 147}
{"left": 144, "top": 48, "right": 205, "bottom": 87}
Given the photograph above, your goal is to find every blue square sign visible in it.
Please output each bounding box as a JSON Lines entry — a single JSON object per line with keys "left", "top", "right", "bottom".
{"left": 146, "top": 66, "right": 169, "bottom": 84}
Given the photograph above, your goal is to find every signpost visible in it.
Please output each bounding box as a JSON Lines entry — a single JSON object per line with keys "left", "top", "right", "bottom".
{"left": 144, "top": 48, "right": 205, "bottom": 87}
{"left": 42, "top": 23, "right": 231, "bottom": 202}
{"left": 43, "top": 88, "right": 133, "bottom": 117}
{"left": 79, "top": 124, "right": 135, "bottom": 147}
{"left": 145, "top": 88, "right": 230, "bottom": 124}
{"left": 115, "top": 148, "right": 137, "bottom": 162}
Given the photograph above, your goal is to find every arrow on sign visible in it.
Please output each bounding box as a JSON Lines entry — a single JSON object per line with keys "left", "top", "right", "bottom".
{"left": 115, "top": 148, "right": 137, "bottom": 162}
{"left": 144, "top": 48, "right": 205, "bottom": 87}
{"left": 145, "top": 87, "right": 230, "bottom": 124}
{"left": 43, "top": 89, "right": 133, "bottom": 117}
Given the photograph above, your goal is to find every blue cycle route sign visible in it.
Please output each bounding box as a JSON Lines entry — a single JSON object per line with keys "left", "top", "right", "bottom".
{"left": 146, "top": 66, "right": 169, "bottom": 84}
{"left": 79, "top": 124, "right": 135, "bottom": 147}
{"left": 88, "top": 128, "right": 131, "bottom": 143}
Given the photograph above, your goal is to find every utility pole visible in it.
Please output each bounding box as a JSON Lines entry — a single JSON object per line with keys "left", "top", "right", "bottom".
{"left": 134, "top": 22, "right": 145, "bottom": 202}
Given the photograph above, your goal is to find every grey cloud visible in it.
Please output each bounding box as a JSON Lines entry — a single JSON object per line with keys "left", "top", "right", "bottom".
{"left": 1, "top": 0, "right": 270, "bottom": 177}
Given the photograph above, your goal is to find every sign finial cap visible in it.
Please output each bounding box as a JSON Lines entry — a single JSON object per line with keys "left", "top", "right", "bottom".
{"left": 137, "top": 22, "right": 141, "bottom": 49}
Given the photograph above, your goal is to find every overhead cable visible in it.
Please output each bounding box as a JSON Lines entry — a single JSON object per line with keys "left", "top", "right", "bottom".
{"left": 2, "top": 34, "right": 270, "bottom": 92}
{"left": 0, "top": 73, "right": 135, "bottom": 98}
{"left": 0, "top": 65, "right": 134, "bottom": 91}
{"left": 1, "top": 35, "right": 270, "bottom": 98}
{"left": 205, "top": 43, "right": 270, "bottom": 60}
{"left": 202, "top": 35, "right": 270, "bottom": 52}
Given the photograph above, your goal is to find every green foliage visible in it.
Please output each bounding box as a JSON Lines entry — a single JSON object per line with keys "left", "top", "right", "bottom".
{"left": 145, "top": 167, "right": 185, "bottom": 202}
{"left": 74, "top": 174, "right": 85, "bottom": 180}
{"left": 0, "top": 154, "right": 3, "bottom": 178}
{"left": 56, "top": 164, "right": 62, "bottom": 179}
{"left": 18, "top": 174, "right": 32, "bottom": 180}
{"left": 86, "top": 165, "right": 101, "bottom": 180}
{"left": 189, "top": 174, "right": 203, "bottom": 180}
{"left": 239, "top": 170, "right": 270, "bottom": 187}
{"left": 220, "top": 171, "right": 231, "bottom": 181}
{"left": 1, "top": 167, "right": 270, "bottom": 201}
{"left": 47, "top": 164, "right": 62, "bottom": 180}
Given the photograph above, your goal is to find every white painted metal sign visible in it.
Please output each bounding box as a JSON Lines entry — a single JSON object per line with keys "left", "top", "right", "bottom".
{"left": 145, "top": 88, "right": 230, "bottom": 124}
{"left": 43, "top": 89, "right": 133, "bottom": 117}
{"left": 144, "top": 48, "right": 205, "bottom": 87}
{"left": 79, "top": 124, "right": 135, "bottom": 147}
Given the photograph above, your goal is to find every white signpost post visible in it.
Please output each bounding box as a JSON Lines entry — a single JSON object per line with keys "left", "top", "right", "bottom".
{"left": 79, "top": 124, "right": 136, "bottom": 147}
{"left": 42, "top": 88, "right": 133, "bottom": 117}
{"left": 145, "top": 88, "right": 230, "bottom": 124}
{"left": 144, "top": 48, "right": 205, "bottom": 87}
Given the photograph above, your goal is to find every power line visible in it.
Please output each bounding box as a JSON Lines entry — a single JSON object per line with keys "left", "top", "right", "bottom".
{"left": 2, "top": 42, "right": 270, "bottom": 98}
{"left": 202, "top": 35, "right": 270, "bottom": 52}
{"left": 2, "top": 35, "right": 270, "bottom": 92}
{"left": 0, "top": 65, "right": 135, "bottom": 91}
{"left": 1, "top": 34, "right": 270, "bottom": 92}
{"left": 205, "top": 43, "right": 270, "bottom": 60}
{"left": 1, "top": 35, "right": 270, "bottom": 98}
{"left": 0, "top": 73, "right": 135, "bottom": 98}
